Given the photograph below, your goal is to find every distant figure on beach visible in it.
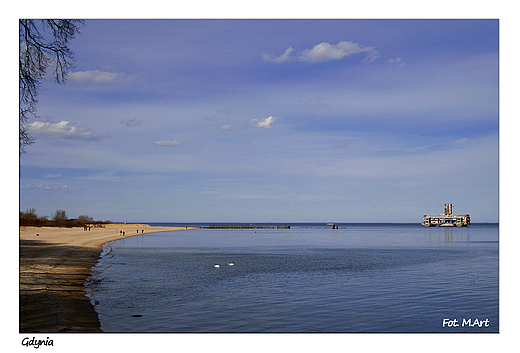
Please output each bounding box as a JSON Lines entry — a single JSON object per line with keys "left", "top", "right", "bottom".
{"left": 137, "top": 230, "right": 139, "bottom": 234}
{"left": 123, "top": 231, "right": 125, "bottom": 236}
{"left": 120, "top": 230, "right": 122, "bottom": 235}
{"left": 141, "top": 229, "right": 144, "bottom": 233}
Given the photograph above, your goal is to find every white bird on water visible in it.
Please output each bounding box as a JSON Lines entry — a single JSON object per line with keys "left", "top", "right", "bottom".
{"left": 214, "top": 264, "right": 220, "bottom": 268}
{"left": 228, "top": 263, "right": 234, "bottom": 266}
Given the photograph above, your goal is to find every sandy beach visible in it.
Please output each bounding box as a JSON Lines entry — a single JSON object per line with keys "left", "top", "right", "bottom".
{"left": 19, "top": 223, "right": 189, "bottom": 333}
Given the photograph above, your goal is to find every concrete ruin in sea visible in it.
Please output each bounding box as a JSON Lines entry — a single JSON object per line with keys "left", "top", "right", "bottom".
{"left": 422, "top": 204, "right": 470, "bottom": 227}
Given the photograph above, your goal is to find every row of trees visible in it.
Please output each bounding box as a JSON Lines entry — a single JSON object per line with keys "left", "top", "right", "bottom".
{"left": 20, "top": 208, "right": 111, "bottom": 227}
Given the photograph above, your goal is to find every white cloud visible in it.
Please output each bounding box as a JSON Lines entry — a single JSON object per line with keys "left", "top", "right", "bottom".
{"left": 38, "top": 183, "right": 68, "bottom": 192}
{"left": 264, "top": 41, "right": 380, "bottom": 64}
{"left": 68, "top": 70, "right": 125, "bottom": 85}
{"left": 28, "top": 120, "right": 110, "bottom": 141}
{"left": 24, "top": 183, "right": 68, "bottom": 192}
{"left": 388, "top": 57, "right": 405, "bottom": 67}
{"left": 221, "top": 125, "right": 234, "bottom": 130}
{"left": 153, "top": 140, "right": 185, "bottom": 146}
{"left": 249, "top": 116, "right": 278, "bottom": 128}
{"left": 262, "top": 47, "right": 294, "bottom": 63}
{"left": 301, "top": 41, "right": 380, "bottom": 63}
{"left": 454, "top": 138, "right": 468, "bottom": 144}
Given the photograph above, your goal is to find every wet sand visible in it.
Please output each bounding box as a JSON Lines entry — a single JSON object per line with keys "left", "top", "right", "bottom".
{"left": 19, "top": 224, "right": 189, "bottom": 333}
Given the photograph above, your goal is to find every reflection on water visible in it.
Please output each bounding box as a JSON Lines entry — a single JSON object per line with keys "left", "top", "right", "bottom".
{"left": 422, "top": 226, "right": 472, "bottom": 244}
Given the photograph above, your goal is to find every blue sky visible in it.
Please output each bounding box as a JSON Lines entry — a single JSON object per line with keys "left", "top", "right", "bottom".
{"left": 19, "top": 19, "right": 499, "bottom": 223}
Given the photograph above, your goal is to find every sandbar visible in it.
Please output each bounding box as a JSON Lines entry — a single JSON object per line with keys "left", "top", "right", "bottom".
{"left": 20, "top": 223, "right": 189, "bottom": 333}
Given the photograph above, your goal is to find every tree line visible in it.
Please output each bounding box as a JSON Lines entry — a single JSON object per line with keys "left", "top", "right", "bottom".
{"left": 20, "top": 208, "right": 111, "bottom": 227}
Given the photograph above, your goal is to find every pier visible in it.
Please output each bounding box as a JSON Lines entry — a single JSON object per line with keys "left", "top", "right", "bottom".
{"left": 422, "top": 204, "right": 470, "bottom": 227}
{"left": 206, "top": 224, "right": 290, "bottom": 229}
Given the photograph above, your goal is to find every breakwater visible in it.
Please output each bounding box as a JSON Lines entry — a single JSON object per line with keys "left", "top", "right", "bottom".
{"left": 206, "top": 224, "right": 290, "bottom": 229}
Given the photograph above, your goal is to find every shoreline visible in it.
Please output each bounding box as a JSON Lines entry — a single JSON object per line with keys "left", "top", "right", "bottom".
{"left": 19, "top": 224, "right": 190, "bottom": 333}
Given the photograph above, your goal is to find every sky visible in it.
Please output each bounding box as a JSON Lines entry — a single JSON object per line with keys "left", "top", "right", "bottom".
{"left": 18, "top": 19, "right": 499, "bottom": 223}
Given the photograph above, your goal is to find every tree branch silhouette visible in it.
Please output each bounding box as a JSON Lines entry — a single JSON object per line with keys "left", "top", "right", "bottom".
{"left": 19, "top": 19, "right": 84, "bottom": 154}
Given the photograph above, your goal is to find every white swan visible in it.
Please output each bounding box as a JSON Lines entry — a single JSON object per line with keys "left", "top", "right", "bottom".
{"left": 214, "top": 264, "right": 220, "bottom": 268}
{"left": 228, "top": 263, "right": 234, "bottom": 266}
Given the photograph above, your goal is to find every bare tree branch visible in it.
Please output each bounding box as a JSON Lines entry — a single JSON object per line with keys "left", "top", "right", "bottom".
{"left": 19, "top": 19, "right": 84, "bottom": 154}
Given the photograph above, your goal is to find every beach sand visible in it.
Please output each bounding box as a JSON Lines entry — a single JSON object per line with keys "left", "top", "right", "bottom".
{"left": 19, "top": 223, "right": 189, "bottom": 333}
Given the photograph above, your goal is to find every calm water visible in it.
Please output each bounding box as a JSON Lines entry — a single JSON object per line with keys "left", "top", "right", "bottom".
{"left": 85, "top": 223, "right": 499, "bottom": 333}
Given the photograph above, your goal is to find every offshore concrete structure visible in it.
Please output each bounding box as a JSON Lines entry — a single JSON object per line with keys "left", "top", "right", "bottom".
{"left": 422, "top": 204, "right": 470, "bottom": 227}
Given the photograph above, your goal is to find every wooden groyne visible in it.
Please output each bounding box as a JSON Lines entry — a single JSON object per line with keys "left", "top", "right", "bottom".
{"left": 206, "top": 224, "right": 290, "bottom": 229}
{"left": 422, "top": 204, "right": 470, "bottom": 227}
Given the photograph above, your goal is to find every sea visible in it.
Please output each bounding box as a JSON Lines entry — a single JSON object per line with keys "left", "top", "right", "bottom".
{"left": 85, "top": 223, "right": 499, "bottom": 333}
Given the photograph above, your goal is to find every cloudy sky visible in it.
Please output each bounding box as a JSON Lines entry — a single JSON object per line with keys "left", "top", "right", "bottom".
{"left": 19, "top": 19, "right": 499, "bottom": 223}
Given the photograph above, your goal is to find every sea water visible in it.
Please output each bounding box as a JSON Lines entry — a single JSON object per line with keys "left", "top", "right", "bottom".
{"left": 85, "top": 223, "right": 498, "bottom": 333}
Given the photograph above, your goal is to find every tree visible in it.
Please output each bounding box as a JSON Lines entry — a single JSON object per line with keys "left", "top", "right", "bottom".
{"left": 20, "top": 207, "right": 50, "bottom": 226}
{"left": 20, "top": 207, "right": 38, "bottom": 223}
{"left": 19, "top": 19, "right": 84, "bottom": 154}
{"left": 52, "top": 209, "right": 67, "bottom": 222}
{"left": 25, "top": 207, "right": 37, "bottom": 218}
{"left": 78, "top": 215, "right": 94, "bottom": 222}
